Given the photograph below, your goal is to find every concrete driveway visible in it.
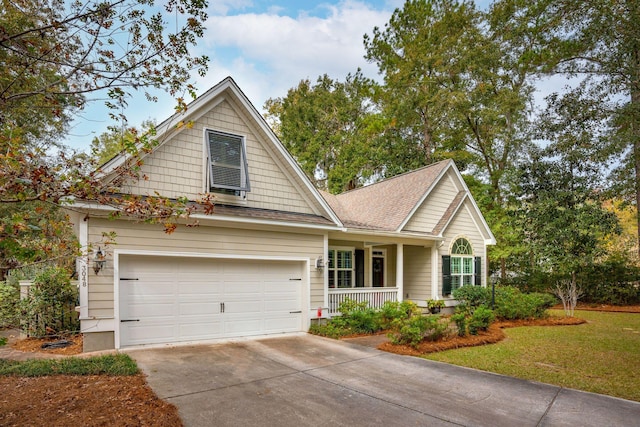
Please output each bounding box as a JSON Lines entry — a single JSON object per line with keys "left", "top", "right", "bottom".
{"left": 127, "top": 334, "right": 640, "bottom": 427}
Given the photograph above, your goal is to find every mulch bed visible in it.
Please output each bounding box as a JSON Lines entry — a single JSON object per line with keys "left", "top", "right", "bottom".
{"left": 0, "top": 374, "right": 182, "bottom": 427}
{"left": 378, "top": 316, "right": 587, "bottom": 357}
{"left": 11, "top": 334, "right": 83, "bottom": 355}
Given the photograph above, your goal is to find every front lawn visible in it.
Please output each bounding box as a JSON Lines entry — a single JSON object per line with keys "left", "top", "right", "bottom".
{"left": 424, "top": 310, "right": 640, "bottom": 402}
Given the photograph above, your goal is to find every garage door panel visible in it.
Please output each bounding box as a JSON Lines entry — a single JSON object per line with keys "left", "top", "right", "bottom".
{"left": 225, "top": 301, "right": 262, "bottom": 314}
{"left": 224, "top": 318, "right": 263, "bottom": 335}
{"left": 178, "top": 319, "right": 223, "bottom": 340}
{"left": 126, "top": 323, "right": 177, "bottom": 344}
{"left": 179, "top": 283, "right": 222, "bottom": 295}
{"left": 119, "top": 256, "right": 304, "bottom": 347}
{"left": 265, "top": 299, "right": 299, "bottom": 312}
{"left": 178, "top": 301, "right": 221, "bottom": 316}
{"left": 124, "top": 283, "right": 175, "bottom": 299}
{"left": 127, "top": 302, "right": 175, "bottom": 318}
{"left": 223, "top": 280, "right": 262, "bottom": 293}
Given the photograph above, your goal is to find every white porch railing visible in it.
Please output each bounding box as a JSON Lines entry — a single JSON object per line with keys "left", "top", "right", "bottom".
{"left": 328, "top": 287, "right": 398, "bottom": 315}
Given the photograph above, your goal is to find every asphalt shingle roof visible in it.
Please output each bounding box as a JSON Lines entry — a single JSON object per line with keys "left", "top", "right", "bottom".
{"left": 321, "top": 160, "right": 452, "bottom": 232}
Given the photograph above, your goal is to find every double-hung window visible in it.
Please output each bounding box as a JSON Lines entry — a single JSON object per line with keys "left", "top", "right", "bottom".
{"left": 328, "top": 248, "right": 354, "bottom": 288}
{"left": 206, "top": 130, "right": 250, "bottom": 195}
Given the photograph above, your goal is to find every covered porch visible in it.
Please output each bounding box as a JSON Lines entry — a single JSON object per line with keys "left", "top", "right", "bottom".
{"left": 326, "top": 237, "right": 443, "bottom": 316}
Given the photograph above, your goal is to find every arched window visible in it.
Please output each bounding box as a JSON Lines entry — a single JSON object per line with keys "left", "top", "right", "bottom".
{"left": 443, "top": 238, "right": 481, "bottom": 296}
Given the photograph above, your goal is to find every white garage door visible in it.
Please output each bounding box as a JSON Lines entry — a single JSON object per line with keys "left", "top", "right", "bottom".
{"left": 118, "top": 255, "right": 304, "bottom": 347}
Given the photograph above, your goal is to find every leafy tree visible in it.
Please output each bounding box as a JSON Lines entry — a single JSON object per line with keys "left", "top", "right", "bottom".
{"left": 90, "top": 119, "right": 157, "bottom": 165}
{"left": 0, "top": 0, "right": 211, "bottom": 275}
{"left": 363, "top": 0, "right": 480, "bottom": 172}
{"left": 504, "top": 0, "right": 640, "bottom": 254}
{"left": 515, "top": 80, "right": 621, "bottom": 287}
{"left": 518, "top": 154, "right": 619, "bottom": 289}
{"left": 265, "top": 72, "right": 385, "bottom": 193}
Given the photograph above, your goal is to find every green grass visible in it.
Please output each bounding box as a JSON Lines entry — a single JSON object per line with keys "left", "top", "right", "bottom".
{"left": 424, "top": 310, "right": 640, "bottom": 402}
{"left": 0, "top": 337, "right": 7, "bottom": 347}
{"left": 0, "top": 354, "right": 139, "bottom": 377}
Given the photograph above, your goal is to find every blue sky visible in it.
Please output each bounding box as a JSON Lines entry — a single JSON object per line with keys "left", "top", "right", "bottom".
{"left": 66, "top": 0, "right": 507, "bottom": 151}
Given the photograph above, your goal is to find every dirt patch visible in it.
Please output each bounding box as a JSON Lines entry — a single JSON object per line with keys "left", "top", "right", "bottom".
{"left": 11, "top": 334, "right": 83, "bottom": 355}
{"left": 0, "top": 374, "right": 182, "bottom": 427}
{"left": 379, "top": 316, "right": 586, "bottom": 357}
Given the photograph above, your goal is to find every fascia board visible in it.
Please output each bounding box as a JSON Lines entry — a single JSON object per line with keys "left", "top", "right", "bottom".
{"left": 341, "top": 227, "right": 444, "bottom": 242}
{"left": 67, "top": 201, "right": 343, "bottom": 232}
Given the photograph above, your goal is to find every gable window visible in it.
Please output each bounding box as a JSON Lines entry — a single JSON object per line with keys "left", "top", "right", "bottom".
{"left": 206, "top": 130, "right": 250, "bottom": 195}
{"left": 442, "top": 238, "right": 481, "bottom": 296}
{"left": 328, "top": 248, "right": 354, "bottom": 288}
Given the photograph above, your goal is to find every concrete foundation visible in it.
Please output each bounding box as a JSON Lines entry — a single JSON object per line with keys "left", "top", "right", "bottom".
{"left": 83, "top": 331, "right": 115, "bottom": 353}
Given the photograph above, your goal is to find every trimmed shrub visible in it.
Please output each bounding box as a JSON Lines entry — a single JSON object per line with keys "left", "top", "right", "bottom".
{"left": 330, "top": 298, "right": 382, "bottom": 334}
{"left": 453, "top": 285, "right": 491, "bottom": 313}
{"left": 388, "top": 315, "right": 448, "bottom": 348}
{"left": 451, "top": 312, "right": 468, "bottom": 336}
{"left": 468, "top": 306, "right": 495, "bottom": 335}
{"left": 379, "top": 300, "right": 420, "bottom": 329}
{"left": 493, "top": 286, "right": 555, "bottom": 320}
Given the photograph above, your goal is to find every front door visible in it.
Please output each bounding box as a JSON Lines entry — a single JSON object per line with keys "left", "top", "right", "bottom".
{"left": 372, "top": 252, "right": 384, "bottom": 287}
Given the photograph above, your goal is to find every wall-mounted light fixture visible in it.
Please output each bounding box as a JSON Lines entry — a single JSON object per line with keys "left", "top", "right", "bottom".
{"left": 315, "top": 256, "right": 324, "bottom": 271}
{"left": 93, "top": 247, "right": 106, "bottom": 275}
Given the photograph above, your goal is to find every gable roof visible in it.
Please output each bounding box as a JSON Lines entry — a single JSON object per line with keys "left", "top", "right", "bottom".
{"left": 321, "top": 160, "right": 496, "bottom": 244}
{"left": 321, "top": 160, "right": 450, "bottom": 232}
{"left": 96, "top": 76, "right": 343, "bottom": 228}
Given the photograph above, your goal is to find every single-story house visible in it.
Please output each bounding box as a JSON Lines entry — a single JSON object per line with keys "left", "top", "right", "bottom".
{"left": 67, "top": 77, "right": 495, "bottom": 352}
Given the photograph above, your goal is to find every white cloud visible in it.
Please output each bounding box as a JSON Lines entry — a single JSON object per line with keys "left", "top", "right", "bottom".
{"left": 198, "top": 1, "right": 392, "bottom": 112}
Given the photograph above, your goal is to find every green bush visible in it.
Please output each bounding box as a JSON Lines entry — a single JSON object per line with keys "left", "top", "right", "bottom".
{"left": 388, "top": 315, "right": 448, "bottom": 348}
{"left": 451, "top": 312, "right": 468, "bottom": 336}
{"left": 468, "top": 306, "right": 495, "bottom": 335}
{"left": 308, "top": 322, "right": 352, "bottom": 339}
{"left": 332, "top": 298, "right": 382, "bottom": 334}
{"left": 578, "top": 258, "right": 640, "bottom": 305}
{"left": 19, "top": 267, "right": 79, "bottom": 337}
{"left": 0, "top": 281, "right": 19, "bottom": 328}
{"left": 493, "top": 286, "right": 555, "bottom": 320}
{"left": 379, "top": 300, "right": 420, "bottom": 329}
{"left": 453, "top": 285, "right": 491, "bottom": 313}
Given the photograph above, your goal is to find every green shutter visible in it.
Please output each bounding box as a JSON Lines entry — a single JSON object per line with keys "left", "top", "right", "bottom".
{"left": 442, "top": 255, "right": 451, "bottom": 296}
{"left": 474, "top": 256, "right": 482, "bottom": 286}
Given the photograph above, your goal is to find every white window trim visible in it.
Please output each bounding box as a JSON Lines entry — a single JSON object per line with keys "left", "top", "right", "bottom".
{"left": 204, "top": 129, "right": 250, "bottom": 201}
{"left": 328, "top": 246, "right": 355, "bottom": 289}
{"left": 370, "top": 248, "right": 387, "bottom": 288}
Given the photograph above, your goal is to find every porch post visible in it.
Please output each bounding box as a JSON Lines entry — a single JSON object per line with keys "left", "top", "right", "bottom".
{"left": 431, "top": 241, "right": 440, "bottom": 299}
{"left": 396, "top": 243, "right": 404, "bottom": 302}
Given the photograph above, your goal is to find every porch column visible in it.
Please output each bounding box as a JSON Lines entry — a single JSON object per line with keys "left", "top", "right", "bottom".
{"left": 396, "top": 243, "right": 404, "bottom": 302}
{"left": 432, "top": 241, "right": 440, "bottom": 299}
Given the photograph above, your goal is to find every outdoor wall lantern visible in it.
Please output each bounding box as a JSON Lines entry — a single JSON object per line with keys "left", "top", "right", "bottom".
{"left": 315, "top": 256, "right": 324, "bottom": 271}
{"left": 93, "top": 247, "right": 106, "bottom": 275}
